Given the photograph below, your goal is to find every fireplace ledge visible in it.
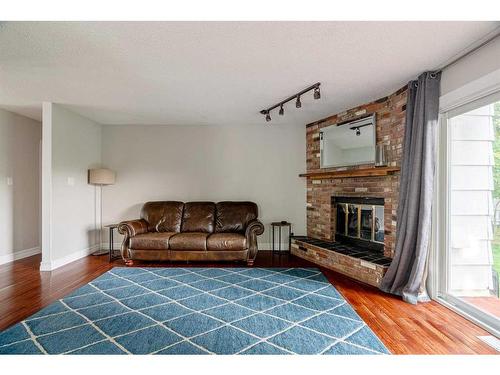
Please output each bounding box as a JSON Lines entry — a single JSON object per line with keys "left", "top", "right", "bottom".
{"left": 299, "top": 166, "right": 400, "bottom": 180}
{"left": 290, "top": 236, "right": 392, "bottom": 287}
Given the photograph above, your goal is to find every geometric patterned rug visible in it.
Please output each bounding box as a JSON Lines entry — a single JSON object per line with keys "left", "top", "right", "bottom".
{"left": 0, "top": 267, "right": 390, "bottom": 355}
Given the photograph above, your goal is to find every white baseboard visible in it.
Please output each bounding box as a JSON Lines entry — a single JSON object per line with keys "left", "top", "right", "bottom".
{"left": 259, "top": 242, "right": 292, "bottom": 251}
{"left": 0, "top": 247, "right": 41, "bottom": 265}
{"left": 101, "top": 242, "right": 122, "bottom": 250}
{"left": 259, "top": 242, "right": 272, "bottom": 251}
{"left": 40, "top": 244, "right": 99, "bottom": 272}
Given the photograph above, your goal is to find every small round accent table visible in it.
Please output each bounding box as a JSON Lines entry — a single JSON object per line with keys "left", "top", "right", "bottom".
{"left": 105, "top": 224, "right": 121, "bottom": 262}
{"left": 271, "top": 221, "right": 292, "bottom": 255}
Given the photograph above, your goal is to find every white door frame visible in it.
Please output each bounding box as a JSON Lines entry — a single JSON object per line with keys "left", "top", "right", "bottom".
{"left": 429, "top": 68, "right": 500, "bottom": 338}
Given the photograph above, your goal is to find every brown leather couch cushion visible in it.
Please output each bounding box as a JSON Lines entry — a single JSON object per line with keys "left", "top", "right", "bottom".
{"left": 181, "top": 202, "right": 215, "bottom": 233}
{"left": 141, "top": 201, "right": 184, "bottom": 232}
{"left": 215, "top": 201, "right": 258, "bottom": 233}
{"left": 140, "top": 202, "right": 166, "bottom": 232}
{"left": 129, "top": 232, "right": 176, "bottom": 250}
{"left": 207, "top": 233, "right": 247, "bottom": 251}
{"left": 156, "top": 201, "right": 184, "bottom": 232}
{"left": 169, "top": 232, "right": 209, "bottom": 251}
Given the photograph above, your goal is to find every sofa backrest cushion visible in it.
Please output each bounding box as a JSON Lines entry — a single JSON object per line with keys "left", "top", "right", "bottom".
{"left": 141, "top": 201, "right": 184, "bottom": 232}
{"left": 181, "top": 202, "right": 216, "bottom": 233}
{"left": 156, "top": 201, "right": 185, "bottom": 232}
{"left": 215, "top": 201, "right": 258, "bottom": 234}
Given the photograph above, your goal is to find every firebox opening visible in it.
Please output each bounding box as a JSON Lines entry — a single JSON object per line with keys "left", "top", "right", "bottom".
{"left": 332, "top": 196, "right": 385, "bottom": 254}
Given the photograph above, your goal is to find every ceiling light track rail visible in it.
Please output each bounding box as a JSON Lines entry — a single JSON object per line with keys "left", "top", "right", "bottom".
{"left": 260, "top": 82, "right": 321, "bottom": 122}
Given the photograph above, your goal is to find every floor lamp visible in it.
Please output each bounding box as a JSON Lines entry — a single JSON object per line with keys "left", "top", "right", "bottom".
{"left": 88, "top": 168, "right": 116, "bottom": 256}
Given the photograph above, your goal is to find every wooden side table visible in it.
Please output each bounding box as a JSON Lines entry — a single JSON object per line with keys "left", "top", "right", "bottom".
{"left": 271, "top": 221, "right": 292, "bottom": 255}
{"left": 105, "top": 224, "right": 121, "bottom": 262}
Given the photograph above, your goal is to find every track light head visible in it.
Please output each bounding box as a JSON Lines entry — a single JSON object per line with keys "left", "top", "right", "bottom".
{"left": 265, "top": 112, "right": 271, "bottom": 122}
{"left": 279, "top": 105, "right": 284, "bottom": 115}
{"left": 355, "top": 127, "right": 361, "bottom": 136}
{"left": 314, "top": 87, "right": 321, "bottom": 100}
{"left": 295, "top": 95, "right": 301, "bottom": 108}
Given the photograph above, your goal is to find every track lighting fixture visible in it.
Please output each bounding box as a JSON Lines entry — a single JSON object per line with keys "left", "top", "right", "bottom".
{"left": 314, "top": 87, "right": 321, "bottom": 100}
{"left": 355, "top": 127, "right": 361, "bottom": 136}
{"left": 260, "top": 82, "right": 321, "bottom": 122}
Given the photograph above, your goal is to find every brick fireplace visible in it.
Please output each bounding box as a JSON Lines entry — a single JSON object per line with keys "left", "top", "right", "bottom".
{"left": 305, "top": 85, "right": 406, "bottom": 258}
{"left": 291, "top": 85, "right": 407, "bottom": 286}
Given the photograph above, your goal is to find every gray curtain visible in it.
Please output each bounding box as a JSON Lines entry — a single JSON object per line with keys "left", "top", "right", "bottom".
{"left": 379, "top": 71, "right": 441, "bottom": 304}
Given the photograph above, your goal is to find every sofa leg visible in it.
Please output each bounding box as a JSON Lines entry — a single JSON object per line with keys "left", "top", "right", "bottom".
{"left": 247, "top": 259, "right": 254, "bottom": 267}
{"left": 124, "top": 259, "right": 134, "bottom": 266}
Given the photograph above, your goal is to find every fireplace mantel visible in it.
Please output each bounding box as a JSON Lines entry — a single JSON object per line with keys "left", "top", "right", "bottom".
{"left": 299, "top": 166, "right": 400, "bottom": 180}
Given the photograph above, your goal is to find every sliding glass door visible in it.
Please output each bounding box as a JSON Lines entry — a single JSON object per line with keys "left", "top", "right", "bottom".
{"left": 438, "top": 92, "right": 500, "bottom": 337}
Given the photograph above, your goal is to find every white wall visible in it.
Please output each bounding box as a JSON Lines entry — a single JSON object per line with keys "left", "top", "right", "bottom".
{"left": 101, "top": 124, "right": 306, "bottom": 249}
{"left": 41, "top": 103, "right": 102, "bottom": 270}
{"left": 0, "top": 108, "right": 41, "bottom": 264}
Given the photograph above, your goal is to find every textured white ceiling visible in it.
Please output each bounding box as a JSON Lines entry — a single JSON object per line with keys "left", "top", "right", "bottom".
{"left": 0, "top": 21, "right": 498, "bottom": 126}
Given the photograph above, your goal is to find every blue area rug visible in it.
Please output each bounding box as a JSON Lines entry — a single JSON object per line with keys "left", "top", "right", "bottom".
{"left": 0, "top": 267, "right": 390, "bottom": 355}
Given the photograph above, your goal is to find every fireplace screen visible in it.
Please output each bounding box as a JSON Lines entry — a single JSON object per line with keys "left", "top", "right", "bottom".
{"left": 334, "top": 197, "right": 384, "bottom": 247}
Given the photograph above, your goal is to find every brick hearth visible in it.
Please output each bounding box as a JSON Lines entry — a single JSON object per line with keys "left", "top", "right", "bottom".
{"left": 290, "top": 236, "right": 391, "bottom": 287}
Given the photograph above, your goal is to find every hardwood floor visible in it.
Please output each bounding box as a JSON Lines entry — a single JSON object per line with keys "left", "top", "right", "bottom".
{"left": 0, "top": 251, "right": 498, "bottom": 354}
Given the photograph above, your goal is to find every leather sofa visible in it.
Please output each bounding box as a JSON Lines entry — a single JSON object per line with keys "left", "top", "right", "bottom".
{"left": 118, "top": 201, "right": 264, "bottom": 266}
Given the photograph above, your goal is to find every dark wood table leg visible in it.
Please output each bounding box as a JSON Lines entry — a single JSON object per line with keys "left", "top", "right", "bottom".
{"left": 279, "top": 226, "right": 282, "bottom": 256}
{"left": 288, "top": 225, "right": 292, "bottom": 254}
{"left": 272, "top": 225, "right": 275, "bottom": 254}
{"left": 109, "top": 227, "right": 114, "bottom": 262}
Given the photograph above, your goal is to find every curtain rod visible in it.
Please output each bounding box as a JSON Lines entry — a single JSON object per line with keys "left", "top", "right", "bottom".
{"left": 436, "top": 26, "right": 500, "bottom": 72}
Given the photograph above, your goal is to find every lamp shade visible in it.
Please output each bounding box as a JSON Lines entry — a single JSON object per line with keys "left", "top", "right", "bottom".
{"left": 88, "top": 168, "right": 116, "bottom": 185}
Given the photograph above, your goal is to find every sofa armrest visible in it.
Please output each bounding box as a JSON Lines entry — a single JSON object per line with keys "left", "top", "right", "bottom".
{"left": 118, "top": 219, "right": 148, "bottom": 263}
{"left": 118, "top": 219, "right": 148, "bottom": 237}
{"left": 245, "top": 219, "right": 264, "bottom": 264}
